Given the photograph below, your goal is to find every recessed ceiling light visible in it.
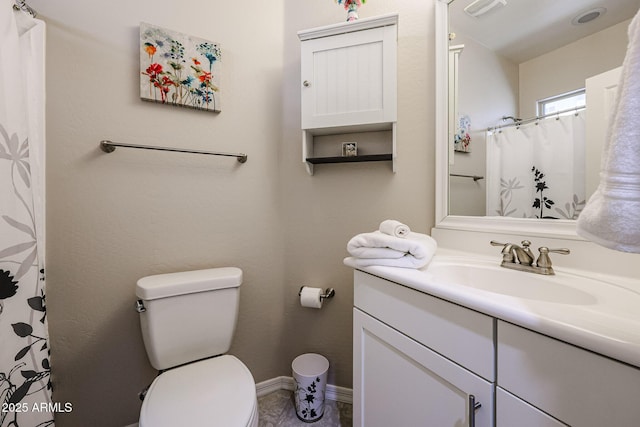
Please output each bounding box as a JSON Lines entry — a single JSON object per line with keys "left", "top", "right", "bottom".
{"left": 572, "top": 7, "right": 607, "bottom": 25}
{"left": 464, "top": 0, "right": 507, "bottom": 18}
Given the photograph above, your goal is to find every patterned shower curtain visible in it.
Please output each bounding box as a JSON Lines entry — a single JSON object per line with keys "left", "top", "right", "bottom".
{"left": 486, "top": 111, "right": 586, "bottom": 219}
{"left": 0, "top": 3, "right": 53, "bottom": 426}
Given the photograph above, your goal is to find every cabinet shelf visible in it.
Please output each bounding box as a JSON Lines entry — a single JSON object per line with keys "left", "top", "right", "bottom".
{"left": 305, "top": 154, "right": 392, "bottom": 165}
{"left": 302, "top": 125, "right": 396, "bottom": 175}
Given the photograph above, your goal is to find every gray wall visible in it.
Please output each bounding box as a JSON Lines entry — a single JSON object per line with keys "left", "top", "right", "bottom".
{"left": 33, "top": 0, "right": 435, "bottom": 425}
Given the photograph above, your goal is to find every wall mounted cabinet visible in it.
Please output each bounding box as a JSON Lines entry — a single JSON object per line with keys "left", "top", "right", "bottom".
{"left": 298, "top": 14, "right": 398, "bottom": 175}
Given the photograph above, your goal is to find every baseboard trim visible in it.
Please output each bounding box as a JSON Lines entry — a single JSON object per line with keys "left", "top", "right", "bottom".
{"left": 256, "top": 376, "right": 353, "bottom": 404}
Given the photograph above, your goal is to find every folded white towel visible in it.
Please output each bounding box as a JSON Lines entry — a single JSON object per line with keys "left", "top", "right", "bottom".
{"left": 577, "top": 9, "right": 640, "bottom": 253}
{"left": 379, "top": 219, "right": 411, "bottom": 238}
{"left": 346, "top": 231, "right": 437, "bottom": 268}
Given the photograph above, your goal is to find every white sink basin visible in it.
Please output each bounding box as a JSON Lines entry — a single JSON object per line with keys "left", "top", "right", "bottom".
{"left": 425, "top": 259, "right": 599, "bottom": 305}
{"left": 421, "top": 256, "right": 640, "bottom": 316}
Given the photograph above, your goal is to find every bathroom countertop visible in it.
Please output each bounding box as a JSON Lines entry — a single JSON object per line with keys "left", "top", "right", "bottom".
{"left": 345, "top": 249, "right": 640, "bottom": 369}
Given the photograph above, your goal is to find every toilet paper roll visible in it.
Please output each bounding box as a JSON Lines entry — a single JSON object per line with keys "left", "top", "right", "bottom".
{"left": 300, "top": 286, "right": 323, "bottom": 309}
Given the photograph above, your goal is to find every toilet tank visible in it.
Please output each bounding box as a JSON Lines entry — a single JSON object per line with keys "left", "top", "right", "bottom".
{"left": 136, "top": 267, "right": 242, "bottom": 370}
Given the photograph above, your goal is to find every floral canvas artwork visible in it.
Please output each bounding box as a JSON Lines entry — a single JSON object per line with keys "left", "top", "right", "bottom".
{"left": 454, "top": 114, "right": 471, "bottom": 152}
{"left": 140, "top": 23, "right": 221, "bottom": 112}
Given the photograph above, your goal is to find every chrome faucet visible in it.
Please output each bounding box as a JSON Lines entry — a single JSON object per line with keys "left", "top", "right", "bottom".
{"left": 490, "top": 240, "right": 570, "bottom": 275}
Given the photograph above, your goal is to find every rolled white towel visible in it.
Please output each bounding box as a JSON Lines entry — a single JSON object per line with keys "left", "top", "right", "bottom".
{"left": 379, "top": 219, "right": 411, "bottom": 238}
{"left": 346, "top": 231, "right": 437, "bottom": 269}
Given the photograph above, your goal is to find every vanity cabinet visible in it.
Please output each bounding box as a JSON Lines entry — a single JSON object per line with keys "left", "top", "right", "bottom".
{"left": 298, "top": 14, "right": 397, "bottom": 175}
{"left": 353, "top": 271, "right": 494, "bottom": 427}
{"left": 497, "top": 320, "right": 640, "bottom": 427}
{"left": 353, "top": 269, "right": 640, "bottom": 427}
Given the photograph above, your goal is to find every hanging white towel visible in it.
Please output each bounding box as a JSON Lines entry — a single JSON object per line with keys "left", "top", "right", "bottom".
{"left": 379, "top": 219, "right": 411, "bottom": 238}
{"left": 577, "top": 9, "right": 640, "bottom": 253}
{"left": 346, "top": 231, "right": 437, "bottom": 268}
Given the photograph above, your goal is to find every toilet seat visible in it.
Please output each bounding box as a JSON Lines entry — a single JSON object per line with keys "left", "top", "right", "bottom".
{"left": 139, "top": 355, "right": 258, "bottom": 427}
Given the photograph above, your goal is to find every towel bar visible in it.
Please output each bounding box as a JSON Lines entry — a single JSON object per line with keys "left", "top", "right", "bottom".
{"left": 99, "top": 140, "right": 247, "bottom": 163}
{"left": 450, "top": 173, "right": 484, "bottom": 181}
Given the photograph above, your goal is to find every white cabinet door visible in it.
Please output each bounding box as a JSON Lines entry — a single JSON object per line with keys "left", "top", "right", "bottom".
{"left": 496, "top": 388, "right": 567, "bottom": 427}
{"left": 353, "top": 308, "right": 493, "bottom": 427}
{"left": 498, "top": 320, "right": 640, "bottom": 427}
{"left": 301, "top": 24, "right": 397, "bottom": 130}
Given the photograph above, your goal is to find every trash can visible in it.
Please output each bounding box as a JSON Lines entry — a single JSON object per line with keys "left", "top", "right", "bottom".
{"left": 292, "top": 353, "right": 330, "bottom": 422}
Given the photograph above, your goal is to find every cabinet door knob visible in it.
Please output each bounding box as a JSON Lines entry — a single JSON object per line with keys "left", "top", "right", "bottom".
{"left": 303, "top": 80, "right": 311, "bottom": 87}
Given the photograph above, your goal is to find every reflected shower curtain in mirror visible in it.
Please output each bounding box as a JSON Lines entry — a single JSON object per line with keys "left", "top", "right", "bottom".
{"left": 0, "top": 4, "right": 53, "bottom": 427}
{"left": 486, "top": 111, "right": 586, "bottom": 219}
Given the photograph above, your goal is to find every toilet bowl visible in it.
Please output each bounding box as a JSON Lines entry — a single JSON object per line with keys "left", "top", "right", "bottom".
{"left": 139, "top": 356, "right": 258, "bottom": 427}
{"left": 135, "top": 267, "right": 258, "bottom": 426}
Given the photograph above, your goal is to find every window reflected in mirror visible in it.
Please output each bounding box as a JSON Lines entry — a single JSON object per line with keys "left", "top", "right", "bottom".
{"left": 447, "top": 0, "right": 636, "bottom": 220}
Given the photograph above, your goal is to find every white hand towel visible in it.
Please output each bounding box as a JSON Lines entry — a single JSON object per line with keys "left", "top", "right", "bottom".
{"left": 577, "top": 9, "right": 640, "bottom": 253}
{"left": 379, "top": 219, "right": 411, "bottom": 238}
{"left": 347, "top": 231, "right": 437, "bottom": 268}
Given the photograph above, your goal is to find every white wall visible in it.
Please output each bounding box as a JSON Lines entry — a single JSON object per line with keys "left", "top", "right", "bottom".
{"left": 519, "top": 19, "right": 630, "bottom": 118}
{"left": 448, "top": 31, "right": 518, "bottom": 216}
{"left": 28, "top": 0, "right": 435, "bottom": 425}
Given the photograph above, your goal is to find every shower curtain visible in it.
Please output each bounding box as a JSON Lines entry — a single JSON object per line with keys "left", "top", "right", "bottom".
{"left": 486, "top": 111, "right": 586, "bottom": 219}
{"left": 0, "top": 3, "right": 53, "bottom": 427}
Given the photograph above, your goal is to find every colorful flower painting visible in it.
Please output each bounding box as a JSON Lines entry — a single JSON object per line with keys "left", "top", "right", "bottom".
{"left": 140, "top": 23, "right": 222, "bottom": 113}
{"left": 454, "top": 114, "right": 471, "bottom": 152}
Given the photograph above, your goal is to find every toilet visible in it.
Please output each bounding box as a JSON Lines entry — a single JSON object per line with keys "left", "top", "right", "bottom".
{"left": 135, "top": 267, "right": 258, "bottom": 427}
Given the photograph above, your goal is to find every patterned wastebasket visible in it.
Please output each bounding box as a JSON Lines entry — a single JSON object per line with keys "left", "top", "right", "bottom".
{"left": 292, "top": 353, "right": 330, "bottom": 422}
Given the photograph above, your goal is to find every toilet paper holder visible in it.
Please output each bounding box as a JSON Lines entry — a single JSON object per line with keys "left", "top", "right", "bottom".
{"left": 298, "top": 286, "right": 336, "bottom": 300}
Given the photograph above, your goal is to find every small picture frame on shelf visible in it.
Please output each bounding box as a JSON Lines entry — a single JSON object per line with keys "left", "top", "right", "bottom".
{"left": 342, "top": 142, "right": 358, "bottom": 157}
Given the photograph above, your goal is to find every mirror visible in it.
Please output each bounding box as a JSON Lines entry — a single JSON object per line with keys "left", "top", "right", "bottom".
{"left": 435, "top": 0, "right": 639, "bottom": 238}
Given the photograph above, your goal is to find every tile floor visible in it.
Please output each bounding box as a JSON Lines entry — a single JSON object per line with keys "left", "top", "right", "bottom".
{"left": 257, "top": 389, "right": 353, "bottom": 427}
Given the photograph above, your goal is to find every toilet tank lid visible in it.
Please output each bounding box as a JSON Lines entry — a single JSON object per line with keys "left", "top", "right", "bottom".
{"left": 136, "top": 267, "right": 242, "bottom": 300}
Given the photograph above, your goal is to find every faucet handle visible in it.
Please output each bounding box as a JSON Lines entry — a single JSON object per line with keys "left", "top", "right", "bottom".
{"left": 536, "top": 247, "right": 570, "bottom": 269}
{"left": 545, "top": 247, "right": 571, "bottom": 255}
{"left": 491, "top": 240, "right": 534, "bottom": 248}
{"left": 490, "top": 241, "right": 515, "bottom": 263}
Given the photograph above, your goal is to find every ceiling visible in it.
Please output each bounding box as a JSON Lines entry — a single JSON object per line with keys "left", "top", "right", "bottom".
{"left": 449, "top": 0, "right": 640, "bottom": 63}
